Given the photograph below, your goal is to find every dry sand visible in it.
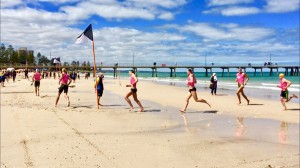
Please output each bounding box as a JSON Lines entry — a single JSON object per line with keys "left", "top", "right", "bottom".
{"left": 1, "top": 74, "right": 299, "bottom": 168}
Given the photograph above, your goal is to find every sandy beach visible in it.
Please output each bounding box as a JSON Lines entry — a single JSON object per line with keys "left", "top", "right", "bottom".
{"left": 1, "top": 73, "right": 299, "bottom": 168}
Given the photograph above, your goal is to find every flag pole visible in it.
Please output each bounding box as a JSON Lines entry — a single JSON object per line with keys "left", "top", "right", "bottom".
{"left": 92, "top": 41, "right": 98, "bottom": 108}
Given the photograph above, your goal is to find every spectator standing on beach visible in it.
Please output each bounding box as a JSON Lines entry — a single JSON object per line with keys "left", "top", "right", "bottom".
{"left": 125, "top": 70, "right": 144, "bottom": 112}
{"left": 94, "top": 73, "right": 104, "bottom": 108}
{"left": 180, "top": 69, "right": 211, "bottom": 113}
{"left": 24, "top": 69, "right": 29, "bottom": 79}
{"left": 12, "top": 70, "right": 17, "bottom": 82}
{"left": 277, "top": 73, "right": 298, "bottom": 110}
{"left": 236, "top": 68, "right": 250, "bottom": 105}
{"left": 210, "top": 73, "right": 217, "bottom": 95}
{"left": 0, "top": 71, "right": 5, "bottom": 87}
{"left": 55, "top": 68, "right": 72, "bottom": 107}
{"left": 32, "top": 69, "right": 42, "bottom": 96}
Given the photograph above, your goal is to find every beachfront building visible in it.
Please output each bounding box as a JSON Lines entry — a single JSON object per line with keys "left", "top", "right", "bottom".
{"left": 18, "top": 47, "right": 34, "bottom": 64}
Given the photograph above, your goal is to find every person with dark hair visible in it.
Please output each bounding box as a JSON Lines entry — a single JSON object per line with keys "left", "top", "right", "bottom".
{"left": 125, "top": 70, "right": 144, "bottom": 112}
{"left": 94, "top": 73, "right": 104, "bottom": 108}
{"left": 180, "top": 69, "right": 211, "bottom": 112}
{"left": 55, "top": 68, "right": 72, "bottom": 107}
{"left": 24, "top": 69, "right": 29, "bottom": 79}
{"left": 12, "top": 70, "right": 17, "bottom": 82}
{"left": 236, "top": 68, "right": 250, "bottom": 105}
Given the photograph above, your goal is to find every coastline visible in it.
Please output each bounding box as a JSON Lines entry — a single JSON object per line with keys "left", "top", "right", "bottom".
{"left": 1, "top": 75, "right": 299, "bottom": 167}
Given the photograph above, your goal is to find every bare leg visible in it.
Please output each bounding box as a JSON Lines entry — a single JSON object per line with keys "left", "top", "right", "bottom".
{"left": 180, "top": 93, "right": 192, "bottom": 112}
{"left": 64, "top": 93, "right": 70, "bottom": 106}
{"left": 280, "top": 97, "right": 287, "bottom": 110}
{"left": 125, "top": 91, "right": 134, "bottom": 111}
{"left": 285, "top": 94, "right": 298, "bottom": 102}
{"left": 37, "top": 87, "right": 39, "bottom": 96}
{"left": 55, "top": 93, "right": 61, "bottom": 107}
{"left": 35, "top": 87, "right": 37, "bottom": 96}
{"left": 240, "top": 90, "right": 250, "bottom": 105}
{"left": 132, "top": 92, "right": 144, "bottom": 112}
{"left": 236, "top": 86, "right": 244, "bottom": 104}
{"left": 191, "top": 91, "right": 211, "bottom": 108}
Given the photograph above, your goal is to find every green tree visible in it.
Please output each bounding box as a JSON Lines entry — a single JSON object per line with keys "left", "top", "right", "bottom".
{"left": 27, "top": 52, "right": 35, "bottom": 64}
{"left": 36, "top": 52, "right": 42, "bottom": 65}
{"left": 2, "top": 45, "right": 11, "bottom": 63}
{"left": 39, "top": 55, "right": 51, "bottom": 65}
{"left": 0, "top": 44, "right": 6, "bottom": 64}
{"left": 63, "top": 62, "right": 69, "bottom": 66}
{"left": 10, "top": 51, "right": 19, "bottom": 64}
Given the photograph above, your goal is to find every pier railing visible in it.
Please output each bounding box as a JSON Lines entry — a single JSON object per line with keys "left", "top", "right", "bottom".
{"left": 0, "top": 63, "right": 299, "bottom": 77}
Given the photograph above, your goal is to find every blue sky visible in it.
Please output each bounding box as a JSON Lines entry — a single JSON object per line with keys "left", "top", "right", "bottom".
{"left": 1, "top": 0, "right": 299, "bottom": 66}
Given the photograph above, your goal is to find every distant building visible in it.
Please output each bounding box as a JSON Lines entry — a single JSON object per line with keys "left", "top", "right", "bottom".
{"left": 18, "top": 47, "right": 34, "bottom": 64}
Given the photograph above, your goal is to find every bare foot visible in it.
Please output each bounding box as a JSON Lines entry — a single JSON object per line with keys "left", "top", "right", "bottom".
{"left": 179, "top": 109, "right": 185, "bottom": 113}
{"left": 238, "top": 102, "right": 241, "bottom": 105}
{"left": 247, "top": 100, "right": 250, "bottom": 105}
{"left": 98, "top": 103, "right": 103, "bottom": 106}
{"left": 129, "top": 107, "right": 134, "bottom": 111}
{"left": 68, "top": 101, "right": 70, "bottom": 107}
{"left": 207, "top": 102, "right": 211, "bottom": 108}
{"left": 292, "top": 94, "right": 298, "bottom": 98}
{"left": 140, "top": 108, "right": 145, "bottom": 112}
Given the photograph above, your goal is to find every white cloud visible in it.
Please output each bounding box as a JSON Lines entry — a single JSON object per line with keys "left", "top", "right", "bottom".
{"left": 171, "top": 22, "right": 274, "bottom": 41}
{"left": 207, "top": 0, "right": 253, "bottom": 6}
{"left": 1, "top": 0, "right": 23, "bottom": 8}
{"left": 59, "top": 0, "right": 186, "bottom": 21}
{"left": 204, "top": 0, "right": 299, "bottom": 16}
{"left": 221, "top": 6, "right": 260, "bottom": 16}
{"left": 126, "top": 0, "right": 187, "bottom": 9}
{"left": 264, "top": 0, "right": 300, "bottom": 13}
{"left": 203, "top": 6, "right": 260, "bottom": 16}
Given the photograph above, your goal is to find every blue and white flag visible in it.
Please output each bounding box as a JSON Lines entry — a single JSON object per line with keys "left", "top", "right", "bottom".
{"left": 76, "top": 24, "right": 94, "bottom": 44}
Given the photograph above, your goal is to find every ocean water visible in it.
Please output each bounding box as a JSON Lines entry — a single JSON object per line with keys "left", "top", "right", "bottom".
{"left": 98, "top": 70, "right": 300, "bottom": 103}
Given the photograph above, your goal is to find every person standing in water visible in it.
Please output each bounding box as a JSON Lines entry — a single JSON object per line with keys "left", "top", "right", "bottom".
{"left": 125, "top": 70, "right": 144, "bottom": 112}
{"left": 180, "top": 69, "right": 211, "bottom": 113}
{"left": 94, "top": 73, "right": 104, "bottom": 108}
{"left": 236, "top": 68, "right": 250, "bottom": 105}
{"left": 277, "top": 73, "right": 298, "bottom": 110}
{"left": 55, "top": 68, "right": 72, "bottom": 107}
{"left": 32, "top": 69, "right": 42, "bottom": 96}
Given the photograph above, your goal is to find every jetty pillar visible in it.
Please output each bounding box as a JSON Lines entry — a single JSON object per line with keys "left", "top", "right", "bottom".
{"left": 151, "top": 66, "right": 158, "bottom": 77}
{"left": 174, "top": 68, "right": 176, "bottom": 77}
{"left": 269, "top": 68, "right": 273, "bottom": 76}
{"left": 132, "top": 67, "right": 137, "bottom": 76}
{"left": 204, "top": 68, "right": 212, "bottom": 77}
{"left": 290, "top": 68, "right": 294, "bottom": 76}
{"left": 254, "top": 68, "right": 257, "bottom": 76}
{"left": 261, "top": 68, "right": 263, "bottom": 76}
{"left": 284, "top": 68, "right": 288, "bottom": 76}
{"left": 170, "top": 68, "right": 173, "bottom": 77}
{"left": 113, "top": 67, "right": 117, "bottom": 78}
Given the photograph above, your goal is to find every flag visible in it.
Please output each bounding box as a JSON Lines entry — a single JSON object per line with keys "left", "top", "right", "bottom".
{"left": 76, "top": 24, "right": 94, "bottom": 44}
{"left": 53, "top": 57, "right": 60, "bottom": 64}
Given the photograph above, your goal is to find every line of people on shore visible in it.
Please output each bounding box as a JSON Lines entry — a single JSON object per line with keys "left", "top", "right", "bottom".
{"left": 3, "top": 67, "right": 298, "bottom": 111}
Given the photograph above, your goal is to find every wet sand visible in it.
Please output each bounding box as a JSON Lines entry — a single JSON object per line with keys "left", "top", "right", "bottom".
{"left": 1, "top": 74, "right": 299, "bottom": 168}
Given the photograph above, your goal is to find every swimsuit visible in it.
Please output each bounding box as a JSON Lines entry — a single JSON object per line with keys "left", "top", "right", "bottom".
{"left": 280, "top": 79, "right": 288, "bottom": 99}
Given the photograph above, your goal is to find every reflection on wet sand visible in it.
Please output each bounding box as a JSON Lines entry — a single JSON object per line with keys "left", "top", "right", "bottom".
{"left": 235, "top": 117, "right": 245, "bottom": 138}
{"left": 278, "top": 121, "right": 289, "bottom": 144}
{"left": 180, "top": 113, "right": 211, "bottom": 133}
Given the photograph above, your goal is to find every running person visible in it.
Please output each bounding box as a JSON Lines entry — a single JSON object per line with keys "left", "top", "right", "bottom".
{"left": 55, "top": 68, "right": 72, "bottom": 107}
{"left": 32, "top": 69, "right": 42, "bottom": 96}
{"left": 125, "top": 70, "right": 144, "bottom": 112}
{"left": 180, "top": 69, "right": 211, "bottom": 113}
{"left": 94, "top": 73, "right": 104, "bottom": 108}
{"left": 236, "top": 68, "right": 250, "bottom": 105}
{"left": 277, "top": 73, "right": 298, "bottom": 110}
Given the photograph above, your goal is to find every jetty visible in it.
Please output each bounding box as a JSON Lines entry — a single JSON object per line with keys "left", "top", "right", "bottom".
{"left": 1, "top": 64, "right": 299, "bottom": 77}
